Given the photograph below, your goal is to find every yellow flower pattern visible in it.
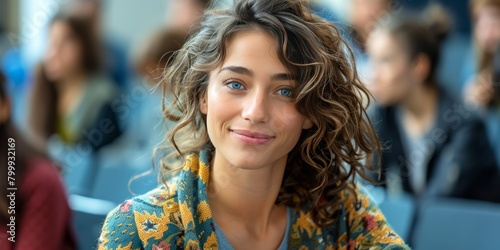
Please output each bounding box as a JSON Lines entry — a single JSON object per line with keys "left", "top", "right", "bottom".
{"left": 133, "top": 211, "right": 168, "bottom": 245}
{"left": 205, "top": 231, "right": 218, "bottom": 249}
{"left": 98, "top": 150, "right": 410, "bottom": 249}
{"left": 197, "top": 201, "right": 212, "bottom": 223}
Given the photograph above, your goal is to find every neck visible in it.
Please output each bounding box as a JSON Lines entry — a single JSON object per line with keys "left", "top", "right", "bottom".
{"left": 55, "top": 71, "right": 87, "bottom": 93}
{"left": 55, "top": 72, "right": 88, "bottom": 116}
{"left": 400, "top": 83, "right": 439, "bottom": 136}
{"left": 207, "top": 151, "right": 287, "bottom": 232}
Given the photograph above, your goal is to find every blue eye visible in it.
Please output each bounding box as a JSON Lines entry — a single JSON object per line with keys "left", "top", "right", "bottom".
{"left": 277, "top": 88, "right": 293, "bottom": 97}
{"left": 227, "top": 81, "right": 244, "bottom": 90}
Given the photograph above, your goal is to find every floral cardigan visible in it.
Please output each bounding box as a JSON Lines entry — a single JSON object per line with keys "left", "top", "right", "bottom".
{"left": 98, "top": 150, "right": 409, "bottom": 249}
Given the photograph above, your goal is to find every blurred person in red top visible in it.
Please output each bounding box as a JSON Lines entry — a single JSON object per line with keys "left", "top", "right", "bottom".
{"left": 0, "top": 71, "right": 76, "bottom": 249}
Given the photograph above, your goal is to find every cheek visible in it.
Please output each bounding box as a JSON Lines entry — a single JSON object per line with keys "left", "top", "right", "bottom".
{"left": 385, "top": 64, "right": 411, "bottom": 87}
{"left": 475, "top": 24, "right": 489, "bottom": 41}
{"left": 475, "top": 23, "right": 499, "bottom": 50}
{"left": 68, "top": 49, "right": 82, "bottom": 66}
{"left": 493, "top": 25, "right": 500, "bottom": 40}
{"left": 61, "top": 44, "right": 83, "bottom": 69}
{"left": 374, "top": 66, "right": 401, "bottom": 90}
{"left": 271, "top": 106, "right": 305, "bottom": 140}
{"left": 389, "top": 69, "right": 412, "bottom": 93}
{"left": 205, "top": 86, "right": 238, "bottom": 135}
{"left": 374, "top": 66, "right": 411, "bottom": 103}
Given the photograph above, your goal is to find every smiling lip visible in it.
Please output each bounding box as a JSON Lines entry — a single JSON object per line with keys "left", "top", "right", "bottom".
{"left": 230, "top": 129, "right": 274, "bottom": 145}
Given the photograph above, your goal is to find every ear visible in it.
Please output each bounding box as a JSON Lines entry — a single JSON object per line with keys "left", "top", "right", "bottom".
{"left": 413, "top": 53, "right": 431, "bottom": 83}
{"left": 302, "top": 117, "right": 313, "bottom": 129}
{"left": 199, "top": 91, "right": 208, "bottom": 115}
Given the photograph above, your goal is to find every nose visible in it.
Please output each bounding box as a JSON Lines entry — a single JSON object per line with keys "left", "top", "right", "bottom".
{"left": 241, "top": 88, "right": 269, "bottom": 124}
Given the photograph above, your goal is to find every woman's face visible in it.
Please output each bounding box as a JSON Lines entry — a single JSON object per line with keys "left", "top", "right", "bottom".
{"left": 44, "top": 21, "right": 83, "bottom": 81}
{"left": 474, "top": 5, "right": 500, "bottom": 54}
{"left": 201, "top": 30, "right": 312, "bottom": 169}
{"left": 366, "top": 30, "right": 415, "bottom": 106}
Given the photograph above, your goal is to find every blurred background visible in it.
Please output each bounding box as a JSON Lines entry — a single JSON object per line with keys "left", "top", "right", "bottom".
{"left": 0, "top": 0, "right": 499, "bottom": 249}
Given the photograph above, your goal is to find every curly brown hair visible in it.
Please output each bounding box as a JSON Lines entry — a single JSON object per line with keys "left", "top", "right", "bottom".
{"left": 161, "top": 0, "right": 381, "bottom": 227}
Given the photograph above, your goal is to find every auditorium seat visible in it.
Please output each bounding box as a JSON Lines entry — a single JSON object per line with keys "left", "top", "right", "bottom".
{"left": 69, "top": 194, "right": 117, "bottom": 250}
{"left": 412, "top": 198, "right": 500, "bottom": 250}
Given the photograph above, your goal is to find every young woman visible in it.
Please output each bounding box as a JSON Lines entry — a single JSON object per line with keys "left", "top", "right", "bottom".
{"left": 0, "top": 72, "right": 76, "bottom": 249}
{"left": 366, "top": 6, "right": 500, "bottom": 202}
{"left": 28, "top": 13, "right": 121, "bottom": 151}
{"left": 27, "top": 13, "right": 122, "bottom": 194}
{"left": 98, "top": 0, "right": 408, "bottom": 249}
{"left": 96, "top": 29, "right": 189, "bottom": 186}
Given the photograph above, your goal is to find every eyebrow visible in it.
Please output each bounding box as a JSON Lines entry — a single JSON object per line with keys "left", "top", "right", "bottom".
{"left": 218, "top": 66, "right": 295, "bottom": 81}
{"left": 218, "top": 66, "right": 253, "bottom": 76}
{"left": 271, "top": 73, "right": 294, "bottom": 81}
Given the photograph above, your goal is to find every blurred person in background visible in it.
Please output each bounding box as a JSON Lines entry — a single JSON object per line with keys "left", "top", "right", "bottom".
{"left": 0, "top": 71, "right": 76, "bottom": 249}
{"left": 349, "top": 0, "right": 393, "bottom": 50}
{"left": 463, "top": 0, "right": 500, "bottom": 165}
{"left": 134, "top": 29, "right": 189, "bottom": 85}
{"left": 367, "top": 5, "right": 500, "bottom": 203}
{"left": 27, "top": 13, "right": 122, "bottom": 195}
{"left": 347, "top": 0, "right": 393, "bottom": 82}
{"left": 167, "top": 0, "right": 214, "bottom": 32}
{"left": 98, "top": 28, "right": 188, "bottom": 171}
{"left": 64, "top": 0, "right": 129, "bottom": 90}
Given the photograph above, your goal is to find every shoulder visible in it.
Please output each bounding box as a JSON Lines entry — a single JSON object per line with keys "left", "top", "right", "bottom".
{"left": 106, "top": 185, "right": 179, "bottom": 218}
{"left": 21, "top": 158, "right": 65, "bottom": 196}
{"left": 438, "top": 90, "right": 481, "bottom": 125}
{"left": 337, "top": 184, "right": 409, "bottom": 249}
{"left": 24, "top": 157, "right": 59, "bottom": 180}
{"left": 290, "top": 184, "right": 409, "bottom": 249}
{"left": 130, "top": 183, "right": 180, "bottom": 213}
{"left": 99, "top": 185, "right": 184, "bottom": 249}
{"left": 370, "top": 105, "right": 396, "bottom": 131}
{"left": 437, "top": 92, "right": 489, "bottom": 141}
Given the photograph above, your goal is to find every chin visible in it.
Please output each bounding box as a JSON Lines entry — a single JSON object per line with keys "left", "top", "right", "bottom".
{"left": 230, "top": 151, "right": 288, "bottom": 171}
{"left": 226, "top": 155, "right": 264, "bottom": 169}
{"left": 217, "top": 148, "right": 262, "bottom": 168}
{"left": 44, "top": 70, "right": 61, "bottom": 82}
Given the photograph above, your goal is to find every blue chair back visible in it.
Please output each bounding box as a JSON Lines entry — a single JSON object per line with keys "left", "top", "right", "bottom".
{"left": 413, "top": 198, "right": 500, "bottom": 250}
{"left": 70, "top": 194, "right": 117, "bottom": 250}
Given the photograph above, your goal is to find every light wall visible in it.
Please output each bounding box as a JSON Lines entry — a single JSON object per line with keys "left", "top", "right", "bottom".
{"left": 18, "top": 0, "right": 167, "bottom": 68}
{"left": 103, "top": 0, "right": 166, "bottom": 51}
